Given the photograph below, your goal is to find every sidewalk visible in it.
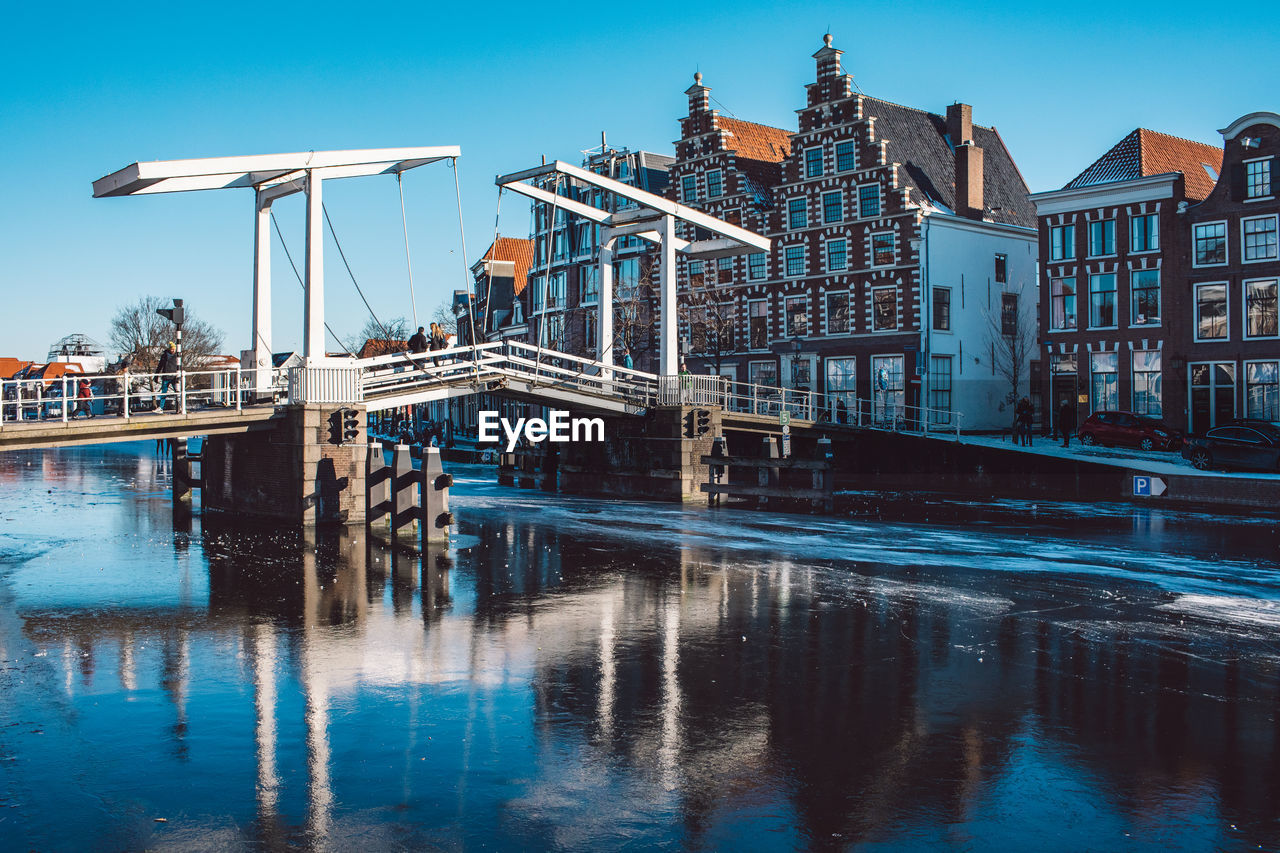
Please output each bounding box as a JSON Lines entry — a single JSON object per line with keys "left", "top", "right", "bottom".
{"left": 959, "top": 433, "right": 1279, "bottom": 480}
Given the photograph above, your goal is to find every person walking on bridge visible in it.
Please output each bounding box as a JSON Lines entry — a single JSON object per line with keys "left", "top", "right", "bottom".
{"left": 72, "top": 378, "right": 94, "bottom": 419}
{"left": 156, "top": 342, "right": 178, "bottom": 413}
{"left": 428, "top": 322, "right": 448, "bottom": 352}
{"left": 408, "top": 326, "right": 428, "bottom": 354}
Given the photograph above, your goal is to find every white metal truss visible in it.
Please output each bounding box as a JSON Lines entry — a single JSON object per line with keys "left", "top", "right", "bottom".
{"left": 93, "top": 146, "right": 461, "bottom": 391}
{"left": 495, "top": 160, "right": 772, "bottom": 376}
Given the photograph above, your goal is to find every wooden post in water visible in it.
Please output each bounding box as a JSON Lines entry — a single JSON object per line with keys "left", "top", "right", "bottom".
{"left": 391, "top": 444, "right": 418, "bottom": 544}
{"left": 420, "top": 447, "right": 452, "bottom": 545}
{"left": 367, "top": 442, "right": 391, "bottom": 534}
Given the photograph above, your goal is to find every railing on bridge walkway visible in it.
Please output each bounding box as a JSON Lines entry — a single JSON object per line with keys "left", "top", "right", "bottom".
{"left": 0, "top": 366, "right": 293, "bottom": 424}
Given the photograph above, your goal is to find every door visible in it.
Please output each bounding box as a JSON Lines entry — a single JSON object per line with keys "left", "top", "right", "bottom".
{"left": 1190, "top": 362, "right": 1236, "bottom": 434}
{"left": 825, "top": 357, "right": 857, "bottom": 423}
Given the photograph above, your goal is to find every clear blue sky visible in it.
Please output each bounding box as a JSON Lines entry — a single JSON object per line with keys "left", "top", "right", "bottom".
{"left": 1, "top": 0, "right": 1275, "bottom": 361}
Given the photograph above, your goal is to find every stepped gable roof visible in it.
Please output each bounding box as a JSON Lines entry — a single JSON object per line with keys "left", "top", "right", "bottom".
{"left": 1065, "top": 128, "right": 1222, "bottom": 201}
{"left": 480, "top": 236, "right": 535, "bottom": 296}
{"left": 861, "top": 96, "right": 1035, "bottom": 228}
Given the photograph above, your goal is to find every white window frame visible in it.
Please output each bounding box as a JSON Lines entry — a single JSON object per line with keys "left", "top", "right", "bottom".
{"left": 1050, "top": 224, "right": 1075, "bottom": 261}
{"left": 783, "top": 244, "right": 806, "bottom": 278}
{"left": 804, "top": 146, "right": 823, "bottom": 178}
{"left": 747, "top": 252, "right": 767, "bottom": 281}
{"left": 1088, "top": 218, "right": 1116, "bottom": 258}
{"left": 1241, "top": 213, "right": 1279, "bottom": 264}
{"left": 1129, "top": 268, "right": 1161, "bottom": 328}
{"left": 747, "top": 299, "right": 770, "bottom": 350}
{"left": 858, "top": 184, "right": 881, "bottom": 219}
{"left": 1244, "top": 156, "right": 1274, "bottom": 201}
{"left": 681, "top": 174, "right": 697, "bottom": 203}
{"left": 932, "top": 285, "right": 952, "bottom": 332}
{"left": 785, "top": 295, "right": 809, "bottom": 337}
{"left": 871, "top": 285, "right": 898, "bottom": 332}
{"left": 788, "top": 198, "right": 807, "bottom": 230}
{"left": 826, "top": 237, "right": 848, "bottom": 272}
{"left": 1194, "top": 281, "right": 1230, "bottom": 343}
{"left": 1244, "top": 358, "right": 1280, "bottom": 420}
{"left": 835, "top": 140, "right": 857, "bottom": 172}
{"left": 1088, "top": 273, "right": 1117, "bottom": 330}
{"left": 1049, "top": 276, "right": 1077, "bottom": 332}
{"left": 825, "top": 290, "right": 852, "bottom": 335}
{"left": 1129, "top": 213, "right": 1159, "bottom": 254}
{"left": 1193, "top": 219, "right": 1229, "bottom": 268}
{"left": 1242, "top": 277, "right": 1279, "bottom": 340}
{"left": 706, "top": 169, "right": 723, "bottom": 199}
{"left": 870, "top": 232, "right": 895, "bottom": 268}
{"left": 821, "top": 190, "right": 843, "bottom": 224}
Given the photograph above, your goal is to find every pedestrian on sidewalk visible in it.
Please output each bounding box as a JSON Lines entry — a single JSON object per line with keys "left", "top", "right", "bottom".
{"left": 1016, "top": 398, "right": 1033, "bottom": 446}
{"left": 72, "top": 378, "right": 94, "bottom": 419}
{"left": 156, "top": 342, "right": 178, "bottom": 412}
{"left": 1058, "top": 400, "right": 1076, "bottom": 447}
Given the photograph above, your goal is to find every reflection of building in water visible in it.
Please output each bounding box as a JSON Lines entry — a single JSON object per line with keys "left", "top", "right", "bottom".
{"left": 14, "top": 513, "right": 1280, "bottom": 849}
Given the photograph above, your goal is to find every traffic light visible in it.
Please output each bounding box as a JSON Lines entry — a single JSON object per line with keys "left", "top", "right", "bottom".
{"left": 695, "top": 409, "right": 711, "bottom": 436}
{"left": 328, "top": 410, "right": 344, "bottom": 445}
{"left": 684, "top": 410, "right": 696, "bottom": 439}
{"left": 156, "top": 298, "right": 185, "bottom": 326}
{"left": 341, "top": 408, "right": 360, "bottom": 445}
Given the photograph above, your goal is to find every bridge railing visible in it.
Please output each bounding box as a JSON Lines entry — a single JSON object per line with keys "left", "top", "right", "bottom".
{"left": 0, "top": 367, "right": 292, "bottom": 424}
{"left": 716, "top": 379, "right": 962, "bottom": 438}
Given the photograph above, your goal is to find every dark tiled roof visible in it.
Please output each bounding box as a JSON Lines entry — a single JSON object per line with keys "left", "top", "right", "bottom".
{"left": 480, "top": 236, "right": 535, "bottom": 296}
{"left": 1065, "top": 128, "right": 1222, "bottom": 201}
{"left": 862, "top": 97, "right": 1034, "bottom": 228}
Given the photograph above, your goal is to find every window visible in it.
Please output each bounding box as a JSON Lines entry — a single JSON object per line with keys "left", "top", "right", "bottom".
{"left": 748, "top": 252, "right": 767, "bottom": 280}
{"left": 1246, "top": 158, "right": 1273, "bottom": 199}
{"left": 1246, "top": 361, "right": 1279, "bottom": 420}
{"left": 827, "top": 238, "right": 847, "bottom": 271}
{"left": 1132, "top": 350, "right": 1162, "bottom": 417}
{"left": 1196, "top": 283, "right": 1228, "bottom": 340}
{"left": 872, "top": 355, "right": 904, "bottom": 422}
{"left": 1246, "top": 279, "right": 1278, "bottom": 338}
{"left": 574, "top": 220, "right": 594, "bottom": 256}
{"left": 933, "top": 287, "right": 951, "bottom": 331}
{"left": 835, "top": 141, "right": 856, "bottom": 171}
{"left": 580, "top": 265, "right": 599, "bottom": 304}
{"left": 1051, "top": 277, "right": 1077, "bottom": 330}
{"left": 1001, "top": 293, "right": 1019, "bottom": 336}
{"left": 1089, "top": 273, "right": 1116, "bottom": 328}
{"left": 748, "top": 300, "right": 769, "bottom": 348}
{"left": 748, "top": 360, "right": 777, "bottom": 387}
{"left": 688, "top": 259, "right": 704, "bottom": 287}
{"left": 706, "top": 169, "right": 723, "bottom": 198}
{"left": 805, "top": 147, "right": 823, "bottom": 178}
{"left": 994, "top": 253, "right": 1007, "bottom": 284}
{"left": 1088, "top": 219, "right": 1115, "bottom": 256}
{"left": 786, "top": 296, "right": 809, "bottom": 336}
{"left": 826, "top": 357, "right": 857, "bottom": 418}
{"left": 584, "top": 312, "right": 597, "bottom": 351}
{"left": 859, "top": 184, "right": 881, "bottom": 218}
{"left": 872, "top": 287, "right": 897, "bottom": 331}
{"left": 717, "top": 256, "right": 733, "bottom": 284}
{"left": 784, "top": 245, "right": 806, "bottom": 277}
{"left": 552, "top": 229, "right": 568, "bottom": 261}
{"left": 929, "top": 355, "right": 953, "bottom": 424}
{"left": 871, "top": 233, "right": 895, "bottom": 266}
{"left": 826, "top": 292, "right": 850, "bottom": 334}
{"left": 530, "top": 274, "right": 544, "bottom": 311}
{"left": 547, "top": 271, "right": 567, "bottom": 308}
{"left": 822, "top": 191, "right": 843, "bottom": 224}
{"left": 681, "top": 175, "right": 697, "bottom": 202}
{"left": 614, "top": 257, "right": 641, "bottom": 300}
{"left": 1130, "top": 213, "right": 1159, "bottom": 252}
{"left": 788, "top": 198, "right": 807, "bottom": 229}
{"left": 1130, "top": 269, "right": 1160, "bottom": 325}
{"left": 542, "top": 311, "right": 565, "bottom": 347}
{"left": 1243, "top": 215, "right": 1279, "bottom": 262}
{"left": 1194, "top": 221, "right": 1227, "bottom": 265}
{"left": 1090, "top": 351, "right": 1118, "bottom": 413}
{"left": 1050, "top": 224, "right": 1075, "bottom": 261}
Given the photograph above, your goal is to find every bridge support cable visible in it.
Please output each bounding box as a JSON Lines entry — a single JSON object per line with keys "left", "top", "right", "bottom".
{"left": 449, "top": 157, "right": 481, "bottom": 389}
{"left": 396, "top": 172, "right": 419, "bottom": 329}
{"left": 321, "top": 202, "right": 395, "bottom": 345}
{"left": 270, "top": 212, "right": 355, "bottom": 358}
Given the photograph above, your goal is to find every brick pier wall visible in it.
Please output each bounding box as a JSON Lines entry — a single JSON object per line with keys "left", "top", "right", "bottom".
{"left": 202, "top": 404, "right": 367, "bottom": 525}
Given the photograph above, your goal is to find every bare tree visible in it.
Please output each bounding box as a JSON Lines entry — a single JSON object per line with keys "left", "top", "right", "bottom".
{"left": 984, "top": 280, "right": 1037, "bottom": 420}
{"left": 614, "top": 261, "right": 657, "bottom": 369}
{"left": 431, "top": 301, "right": 458, "bottom": 336}
{"left": 346, "top": 315, "right": 409, "bottom": 356}
{"left": 109, "top": 296, "right": 225, "bottom": 374}
{"left": 680, "top": 272, "right": 736, "bottom": 375}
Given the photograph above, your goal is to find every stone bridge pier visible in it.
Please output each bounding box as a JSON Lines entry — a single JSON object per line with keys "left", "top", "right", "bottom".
{"left": 202, "top": 404, "right": 367, "bottom": 526}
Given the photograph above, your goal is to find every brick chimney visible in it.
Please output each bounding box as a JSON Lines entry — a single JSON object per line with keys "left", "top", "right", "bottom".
{"left": 685, "top": 72, "right": 711, "bottom": 114}
{"left": 946, "top": 102, "right": 972, "bottom": 145}
{"left": 955, "top": 143, "right": 984, "bottom": 219}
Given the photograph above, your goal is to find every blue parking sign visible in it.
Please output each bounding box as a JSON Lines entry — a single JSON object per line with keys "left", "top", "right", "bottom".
{"left": 1133, "top": 476, "right": 1150, "bottom": 496}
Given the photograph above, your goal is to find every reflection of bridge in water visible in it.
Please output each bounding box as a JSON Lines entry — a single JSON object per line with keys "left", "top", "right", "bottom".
{"left": 14, "top": 506, "right": 1280, "bottom": 849}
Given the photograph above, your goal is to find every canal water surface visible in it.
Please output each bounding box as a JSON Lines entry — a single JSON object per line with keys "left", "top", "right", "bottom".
{"left": 2, "top": 443, "right": 1279, "bottom": 851}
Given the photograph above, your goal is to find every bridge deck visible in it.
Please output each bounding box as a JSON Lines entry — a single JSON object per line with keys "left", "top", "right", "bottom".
{"left": 0, "top": 405, "right": 283, "bottom": 451}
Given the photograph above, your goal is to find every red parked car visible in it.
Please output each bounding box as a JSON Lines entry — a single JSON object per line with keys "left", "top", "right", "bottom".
{"left": 1077, "top": 411, "right": 1181, "bottom": 451}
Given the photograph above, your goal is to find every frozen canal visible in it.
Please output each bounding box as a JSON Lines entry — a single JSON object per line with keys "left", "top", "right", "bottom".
{"left": 1, "top": 443, "right": 1279, "bottom": 851}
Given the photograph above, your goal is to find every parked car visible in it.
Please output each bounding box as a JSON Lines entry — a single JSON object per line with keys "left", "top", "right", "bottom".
{"left": 1077, "top": 410, "right": 1180, "bottom": 451}
{"left": 1182, "top": 422, "right": 1280, "bottom": 472}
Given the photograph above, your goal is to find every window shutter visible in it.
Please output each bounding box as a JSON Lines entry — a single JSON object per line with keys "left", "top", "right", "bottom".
{"left": 1271, "top": 157, "right": 1280, "bottom": 195}
{"left": 1230, "top": 163, "right": 1246, "bottom": 201}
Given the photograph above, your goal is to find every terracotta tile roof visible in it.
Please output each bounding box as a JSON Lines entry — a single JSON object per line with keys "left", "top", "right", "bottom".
{"left": 357, "top": 339, "right": 408, "bottom": 359}
{"left": 0, "top": 358, "right": 32, "bottom": 379}
{"left": 480, "top": 236, "right": 535, "bottom": 296}
{"left": 1065, "top": 128, "right": 1222, "bottom": 201}
{"left": 718, "top": 117, "right": 793, "bottom": 163}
